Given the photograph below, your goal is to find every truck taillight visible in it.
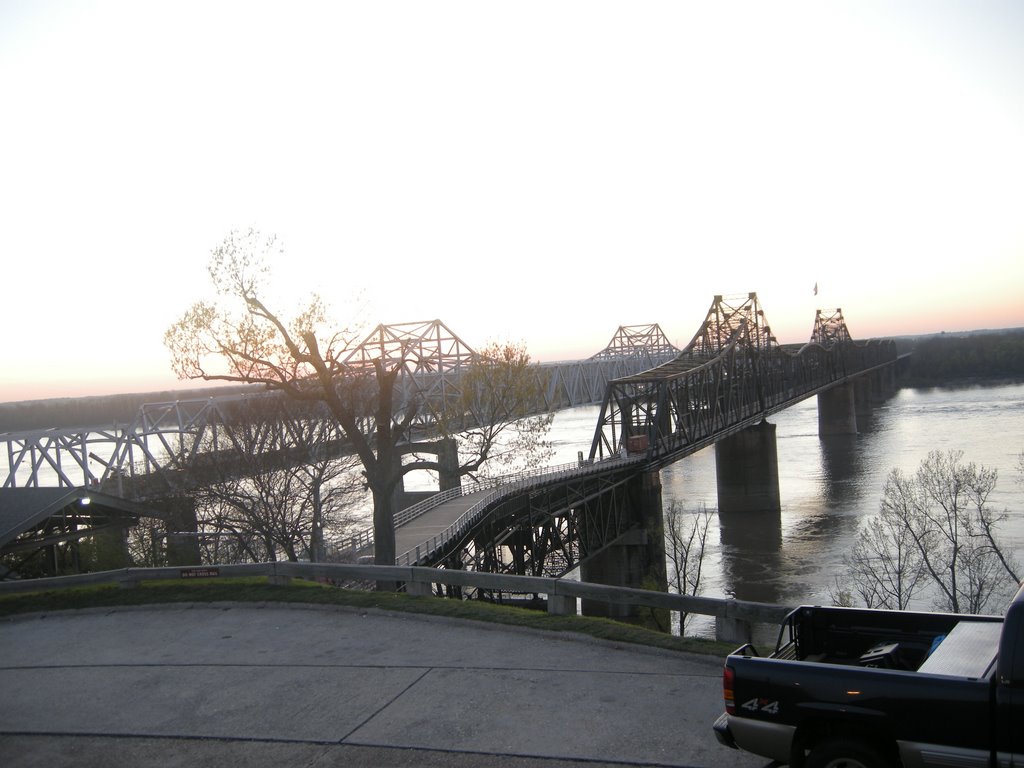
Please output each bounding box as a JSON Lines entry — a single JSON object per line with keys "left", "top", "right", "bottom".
{"left": 723, "top": 665, "right": 735, "bottom": 714}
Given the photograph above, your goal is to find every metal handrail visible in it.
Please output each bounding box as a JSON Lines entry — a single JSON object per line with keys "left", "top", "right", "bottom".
{"left": 333, "top": 458, "right": 616, "bottom": 556}
{"left": 394, "top": 455, "right": 641, "bottom": 566}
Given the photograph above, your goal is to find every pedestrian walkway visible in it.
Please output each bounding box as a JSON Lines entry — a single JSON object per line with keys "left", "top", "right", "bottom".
{"left": 394, "top": 488, "right": 492, "bottom": 562}
{"left": 0, "top": 603, "right": 769, "bottom": 768}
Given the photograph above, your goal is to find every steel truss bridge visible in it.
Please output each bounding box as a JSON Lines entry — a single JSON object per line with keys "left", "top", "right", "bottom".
{"left": 589, "top": 294, "right": 896, "bottom": 468}
{"left": 2, "top": 321, "right": 679, "bottom": 492}
{"left": 359, "top": 294, "right": 899, "bottom": 585}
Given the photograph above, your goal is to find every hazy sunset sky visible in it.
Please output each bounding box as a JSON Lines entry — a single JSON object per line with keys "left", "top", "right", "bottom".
{"left": 2, "top": 0, "right": 1022, "bottom": 403}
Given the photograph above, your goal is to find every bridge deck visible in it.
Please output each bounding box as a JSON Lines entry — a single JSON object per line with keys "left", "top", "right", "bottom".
{"left": 374, "top": 489, "right": 497, "bottom": 561}
{"left": 393, "top": 488, "right": 493, "bottom": 562}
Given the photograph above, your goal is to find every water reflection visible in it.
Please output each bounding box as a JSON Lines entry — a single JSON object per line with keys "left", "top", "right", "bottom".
{"left": 817, "top": 434, "right": 864, "bottom": 507}
{"left": 717, "top": 509, "right": 783, "bottom": 604}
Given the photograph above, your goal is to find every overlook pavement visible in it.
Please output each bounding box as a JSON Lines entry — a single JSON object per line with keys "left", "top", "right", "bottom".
{"left": 0, "top": 603, "right": 770, "bottom": 768}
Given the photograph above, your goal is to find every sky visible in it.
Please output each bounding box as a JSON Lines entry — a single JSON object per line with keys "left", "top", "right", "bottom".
{"left": 2, "top": 0, "right": 1023, "bottom": 403}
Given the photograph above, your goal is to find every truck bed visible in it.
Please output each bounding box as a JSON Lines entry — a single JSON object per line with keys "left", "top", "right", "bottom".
{"left": 766, "top": 605, "right": 1003, "bottom": 676}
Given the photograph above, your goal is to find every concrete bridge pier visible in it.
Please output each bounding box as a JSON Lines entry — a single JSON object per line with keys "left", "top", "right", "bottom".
{"left": 709, "top": 424, "right": 784, "bottom": 642}
{"left": 853, "top": 366, "right": 902, "bottom": 429}
{"left": 714, "top": 424, "right": 784, "bottom": 642}
{"left": 393, "top": 437, "right": 462, "bottom": 511}
{"left": 94, "top": 522, "right": 132, "bottom": 569}
{"left": 878, "top": 365, "right": 898, "bottom": 401}
{"left": 435, "top": 438, "right": 461, "bottom": 491}
{"left": 854, "top": 378, "right": 875, "bottom": 427}
{"left": 154, "top": 497, "right": 201, "bottom": 566}
{"left": 817, "top": 382, "right": 858, "bottom": 436}
{"left": 579, "top": 469, "right": 668, "bottom": 631}
{"left": 580, "top": 529, "right": 648, "bottom": 620}
{"left": 715, "top": 507, "right": 783, "bottom": 643}
{"left": 714, "top": 421, "right": 781, "bottom": 514}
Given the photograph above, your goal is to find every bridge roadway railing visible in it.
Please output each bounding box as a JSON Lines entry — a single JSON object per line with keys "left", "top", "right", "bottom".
{"left": 0, "top": 561, "right": 793, "bottom": 643}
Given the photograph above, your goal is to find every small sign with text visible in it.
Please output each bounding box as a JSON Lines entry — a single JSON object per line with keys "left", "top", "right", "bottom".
{"left": 180, "top": 567, "right": 220, "bottom": 579}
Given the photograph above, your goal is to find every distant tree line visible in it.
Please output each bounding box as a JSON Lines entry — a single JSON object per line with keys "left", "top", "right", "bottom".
{"left": 898, "top": 329, "right": 1024, "bottom": 386}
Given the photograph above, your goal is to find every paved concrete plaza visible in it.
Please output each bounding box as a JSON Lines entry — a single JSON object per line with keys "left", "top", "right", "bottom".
{"left": 0, "top": 603, "right": 768, "bottom": 767}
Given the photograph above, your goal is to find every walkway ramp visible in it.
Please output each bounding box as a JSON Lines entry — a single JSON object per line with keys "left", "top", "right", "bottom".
{"left": 394, "top": 488, "right": 492, "bottom": 562}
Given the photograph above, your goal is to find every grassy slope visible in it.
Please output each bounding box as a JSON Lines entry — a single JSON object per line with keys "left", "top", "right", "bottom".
{"left": 0, "top": 577, "right": 735, "bottom": 657}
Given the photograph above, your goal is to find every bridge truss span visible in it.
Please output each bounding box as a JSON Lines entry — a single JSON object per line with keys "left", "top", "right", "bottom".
{"left": 1, "top": 320, "right": 678, "bottom": 491}
{"left": 589, "top": 293, "right": 898, "bottom": 468}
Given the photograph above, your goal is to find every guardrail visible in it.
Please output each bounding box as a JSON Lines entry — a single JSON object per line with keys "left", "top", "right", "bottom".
{"left": 0, "top": 561, "right": 793, "bottom": 644}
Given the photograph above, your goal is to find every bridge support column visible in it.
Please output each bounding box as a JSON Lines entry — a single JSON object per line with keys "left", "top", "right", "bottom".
{"left": 580, "top": 529, "right": 650, "bottom": 621}
{"left": 817, "top": 383, "right": 858, "bottom": 436}
{"left": 93, "top": 522, "right": 131, "bottom": 569}
{"left": 393, "top": 438, "right": 461, "bottom": 512}
{"left": 877, "top": 365, "right": 897, "bottom": 400}
{"left": 715, "top": 421, "right": 781, "bottom": 514}
{"left": 580, "top": 470, "right": 668, "bottom": 631}
{"left": 44, "top": 543, "right": 59, "bottom": 576}
{"left": 715, "top": 507, "right": 783, "bottom": 638}
{"left": 854, "top": 378, "right": 874, "bottom": 428}
{"left": 853, "top": 368, "right": 900, "bottom": 431}
{"left": 155, "top": 497, "right": 201, "bottom": 566}
{"left": 436, "top": 437, "right": 460, "bottom": 492}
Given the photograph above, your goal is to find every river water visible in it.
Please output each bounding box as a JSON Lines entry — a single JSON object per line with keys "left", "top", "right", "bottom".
{"left": 545, "top": 382, "right": 1024, "bottom": 619}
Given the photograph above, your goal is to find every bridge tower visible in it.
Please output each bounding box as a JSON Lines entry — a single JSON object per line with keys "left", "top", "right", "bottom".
{"left": 696, "top": 294, "right": 785, "bottom": 515}
{"left": 811, "top": 308, "right": 859, "bottom": 435}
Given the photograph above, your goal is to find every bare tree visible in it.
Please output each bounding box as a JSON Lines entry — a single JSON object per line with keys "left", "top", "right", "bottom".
{"left": 664, "top": 501, "right": 713, "bottom": 631}
{"left": 165, "top": 229, "right": 553, "bottom": 576}
{"left": 447, "top": 340, "right": 553, "bottom": 478}
{"left": 828, "top": 501, "right": 927, "bottom": 610}
{"left": 192, "top": 459, "right": 362, "bottom": 564}
{"left": 180, "top": 400, "right": 364, "bottom": 564}
{"left": 126, "top": 518, "right": 167, "bottom": 567}
{"left": 835, "top": 450, "right": 1020, "bottom": 614}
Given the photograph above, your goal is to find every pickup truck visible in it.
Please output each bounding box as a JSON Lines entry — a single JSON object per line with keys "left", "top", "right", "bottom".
{"left": 713, "top": 581, "right": 1024, "bottom": 768}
